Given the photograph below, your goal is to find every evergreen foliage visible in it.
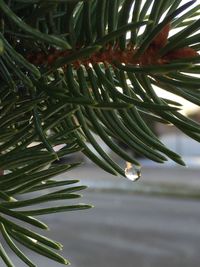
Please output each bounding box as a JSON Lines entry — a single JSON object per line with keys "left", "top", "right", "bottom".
{"left": 0, "top": 0, "right": 199, "bottom": 265}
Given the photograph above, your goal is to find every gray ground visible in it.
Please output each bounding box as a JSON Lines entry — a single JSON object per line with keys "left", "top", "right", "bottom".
{"left": 2, "top": 164, "right": 200, "bottom": 267}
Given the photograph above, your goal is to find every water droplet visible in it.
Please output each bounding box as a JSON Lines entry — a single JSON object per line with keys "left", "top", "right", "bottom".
{"left": 125, "top": 162, "right": 141, "bottom": 182}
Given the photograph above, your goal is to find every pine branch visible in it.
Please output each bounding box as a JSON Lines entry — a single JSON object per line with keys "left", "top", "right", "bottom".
{"left": 0, "top": 0, "right": 200, "bottom": 266}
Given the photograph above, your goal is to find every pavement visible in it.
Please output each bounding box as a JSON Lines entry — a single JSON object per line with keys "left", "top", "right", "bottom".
{"left": 4, "top": 192, "right": 200, "bottom": 267}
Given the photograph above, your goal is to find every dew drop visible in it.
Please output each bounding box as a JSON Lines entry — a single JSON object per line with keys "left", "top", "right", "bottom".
{"left": 125, "top": 162, "right": 141, "bottom": 182}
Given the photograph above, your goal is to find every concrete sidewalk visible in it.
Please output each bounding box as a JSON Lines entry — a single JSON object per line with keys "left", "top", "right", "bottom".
{"left": 59, "top": 160, "right": 200, "bottom": 199}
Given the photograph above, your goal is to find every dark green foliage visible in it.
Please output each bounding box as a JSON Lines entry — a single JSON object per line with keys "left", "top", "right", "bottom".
{"left": 0, "top": 0, "right": 200, "bottom": 266}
